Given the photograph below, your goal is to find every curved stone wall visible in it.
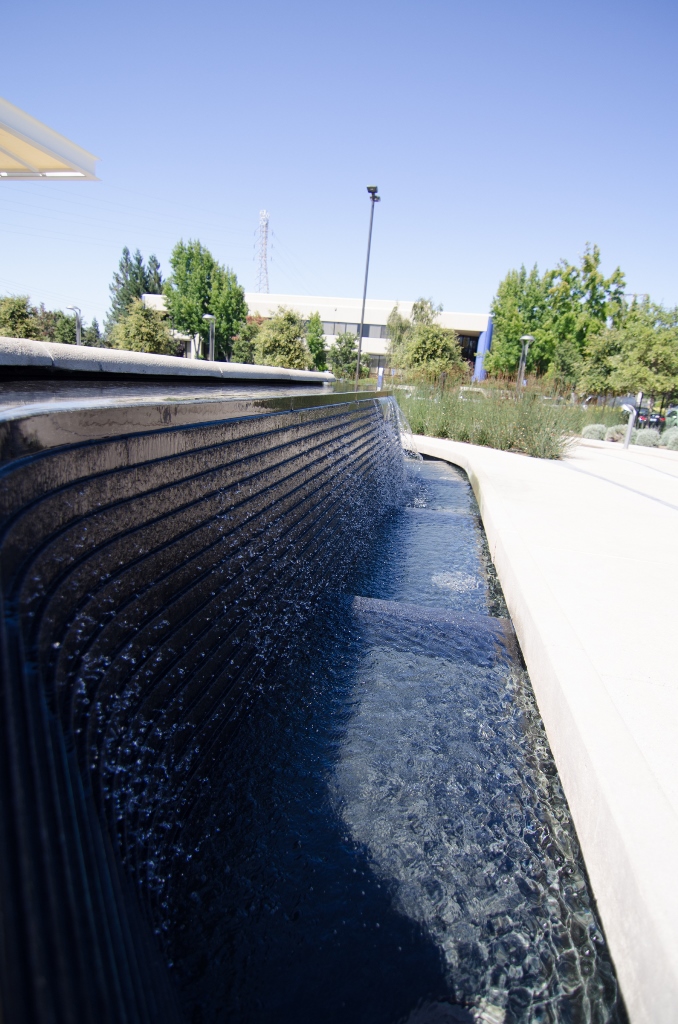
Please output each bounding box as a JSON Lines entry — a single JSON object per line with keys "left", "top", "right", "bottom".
{"left": 0, "top": 389, "right": 403, "bottom": 1023}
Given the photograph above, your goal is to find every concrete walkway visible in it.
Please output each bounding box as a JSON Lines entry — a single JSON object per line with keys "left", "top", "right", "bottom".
{"left": 414, "top": 434, "right": 678, "bottom": 1024}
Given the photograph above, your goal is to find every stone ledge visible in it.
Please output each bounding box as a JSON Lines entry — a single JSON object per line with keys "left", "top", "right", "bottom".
{"left": 0, "top": 336, "right": 335, "bottom": 384}
{"left": 413, "top": 434, "right": 678, "bottom": 1024}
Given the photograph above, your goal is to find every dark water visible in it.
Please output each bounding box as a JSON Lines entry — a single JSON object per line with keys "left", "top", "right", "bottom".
{"left": 165, "top": 460, "right": 626, "bottom": 1024}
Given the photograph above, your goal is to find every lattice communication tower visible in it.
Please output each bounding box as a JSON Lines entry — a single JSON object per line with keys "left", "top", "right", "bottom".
{"left": 256, "top": 209, "right": 270, "bottom": 293}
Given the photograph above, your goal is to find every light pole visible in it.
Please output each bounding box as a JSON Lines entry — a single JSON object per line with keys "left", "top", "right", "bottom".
{"left": 202, "top": 314, "right": 216, "bottom": 361}
{"left": 621, "top": 403, "right": 637, "bottom": 449}
{"left": 355, "top": 185, "right": 381, "bottom": 390}
{"left": 67, "top": 305, "right": 82, "bottom": 346}
{"left": 516, "top": 335, "right": 533, "bottom": 394}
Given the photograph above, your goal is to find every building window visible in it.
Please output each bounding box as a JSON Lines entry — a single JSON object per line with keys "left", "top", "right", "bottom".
{"left": 322, "top": 322, "right": 335, "bottom": 335}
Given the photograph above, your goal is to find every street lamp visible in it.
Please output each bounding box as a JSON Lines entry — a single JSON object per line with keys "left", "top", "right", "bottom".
{"left": 516, "top": 335, "right": 533, "bottom": 393}
{"left": 67, "top": 305, "right": 82, "bottom": 346}
{"left": 621, "top": 403, "right": 637, "bottom": 449}
{"left": 202, "top": 314, "right": 216, "bottom": 361}
{"left": 622, "top": 391, "right": 644, "bottom": 449}
{"left": 355, "top": 185, "right": 381, "bottom": 389}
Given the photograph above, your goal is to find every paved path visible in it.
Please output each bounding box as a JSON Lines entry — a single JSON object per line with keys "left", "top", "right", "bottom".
{"left": 414, "top": 434, "right": 678, "bottom": 1024}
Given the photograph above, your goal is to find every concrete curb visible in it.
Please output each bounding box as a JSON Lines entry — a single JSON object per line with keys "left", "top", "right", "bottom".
{"left": 413, "top": 434, "right": 678, "bottom": 1024}
{"left": 0, "top": 336, "right": 335, "bottom": 384}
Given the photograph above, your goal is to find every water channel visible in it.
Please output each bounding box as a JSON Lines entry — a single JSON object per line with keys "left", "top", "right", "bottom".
{"left": 164, "top": 458, "right": 627, "bottom": 1024}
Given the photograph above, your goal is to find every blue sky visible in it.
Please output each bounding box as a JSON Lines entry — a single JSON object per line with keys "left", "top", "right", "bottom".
{"left": 1, "top": 0, "right": 676, "bottom": 327}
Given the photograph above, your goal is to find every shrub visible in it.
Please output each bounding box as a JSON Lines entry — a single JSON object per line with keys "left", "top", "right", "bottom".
{"left": 665, "top": 432, "right": 678, "bottom": 451}
{"left": 255, "top": 307, "right": 308, "bottom": 369}
{"left": 605, "top": 425, "right": 626, "bottom": 443}
{"left": 582, "top": 423, "right": 606, "bottom": 440}
{"left": 659, "top": 426, "right": 678, "bottom": 448}
{"left": 110, "top": 299, "right": 177, "bottom": 355}
{"left": 633, "top": 429, "right": 659, "bottom": 447}
{"left": 328, "top": 332, "right": 369, "bottom": 379}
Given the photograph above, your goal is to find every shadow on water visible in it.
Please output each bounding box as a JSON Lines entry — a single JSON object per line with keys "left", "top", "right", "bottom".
{"left": 164, "top": 461, "right": 627, "bottom": 1024}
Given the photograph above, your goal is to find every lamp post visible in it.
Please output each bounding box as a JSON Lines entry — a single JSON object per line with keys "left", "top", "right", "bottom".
{"left": 67, "top": 305, "right": 82, "bottom": 346}
{"left": 202, "top": 314, "right": 216, "bottom": 361}
{"left": 355, "top": 185, "right": 381, "bottom": 390}
{"left": 621, "top": 403, "right": 637, "bottom": 449}
{"left": 516, "top": 335, "right": 533, "bottom": 394}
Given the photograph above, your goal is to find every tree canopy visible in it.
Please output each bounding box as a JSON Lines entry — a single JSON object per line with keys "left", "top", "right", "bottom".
{"left": 328, "top": 332, "right": 369, "bottom": 379}
{"left": 404, "top": 323, "right": 463, "bottom": 375}
{"left": 255, "top": 307, "right": 308, "bottom": 369}
{"left": 0, "top": 296, "right": 103, "bottom": 346}
{"left": 485, "top": 245, "right": 626, "bottom": 387}
{"left": 109, "top": 299, "right": 176, "bottom": 355}
{"left": 163, "top": 240, "right": 247, "bottom": 360}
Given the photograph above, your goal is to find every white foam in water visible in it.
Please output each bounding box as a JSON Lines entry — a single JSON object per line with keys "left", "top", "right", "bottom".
{"left": 431, "top": 571, "right": 481, "bottom": 593}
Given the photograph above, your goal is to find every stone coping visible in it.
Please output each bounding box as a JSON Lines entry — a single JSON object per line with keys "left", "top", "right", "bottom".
{"left": 0, "top": 336, "right": 335, "bottom": 384}
{"left": 0, "top": 382, "right": 387, "bottom": 466}
{"left": 414, "top": 434, "right": 678, "bottom": 1024}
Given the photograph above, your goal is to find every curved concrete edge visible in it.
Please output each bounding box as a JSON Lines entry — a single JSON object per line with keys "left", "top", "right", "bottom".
{"left": 414, "top": 434, "right": 678, "bottom": 1024}
{"left": 0, "top": 336, "right": 335, "bottom": 384}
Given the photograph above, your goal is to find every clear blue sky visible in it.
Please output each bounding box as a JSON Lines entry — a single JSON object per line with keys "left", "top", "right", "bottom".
{"left": 1, "top": 0, "right": 676, "bottom": 328}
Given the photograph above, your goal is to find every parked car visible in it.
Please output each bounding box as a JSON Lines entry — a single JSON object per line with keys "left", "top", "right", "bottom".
{"left": 635, "top": 407, "right": 651, "bottom": 427}
{"left": 648, "top": 411, "right": 665, "bottom": 430}
{"left": 665, "top": 406, "right": 678, "bottom": 428}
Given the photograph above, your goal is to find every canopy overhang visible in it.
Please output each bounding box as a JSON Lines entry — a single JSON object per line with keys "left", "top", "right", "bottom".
{"left": 0, "top": 97, "right": 99, "bottom": 181}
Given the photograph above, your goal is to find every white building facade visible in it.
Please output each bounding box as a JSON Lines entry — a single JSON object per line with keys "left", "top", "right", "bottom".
{"left": 143, "top": 292, "right": 495, "bottom": 377}
{"left": 245, "top": 293, "right": 491, "bottom": 369}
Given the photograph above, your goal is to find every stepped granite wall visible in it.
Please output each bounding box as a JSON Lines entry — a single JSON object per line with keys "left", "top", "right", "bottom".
{"left": 0, "top": 382, "right": 403, "bottom": 1023}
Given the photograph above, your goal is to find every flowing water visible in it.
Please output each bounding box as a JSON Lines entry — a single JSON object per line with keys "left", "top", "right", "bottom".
{"left": 165, "top": 459, "right": 626, "bottom": 1024}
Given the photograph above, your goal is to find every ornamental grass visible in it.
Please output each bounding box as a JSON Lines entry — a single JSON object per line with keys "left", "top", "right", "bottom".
{"left": 396, "top": 386, "right": 625, "bottom": 460}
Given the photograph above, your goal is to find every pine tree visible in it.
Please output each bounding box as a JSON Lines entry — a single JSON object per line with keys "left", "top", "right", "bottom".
{"left": 106, "top": 247, "right": 163, "bottom": 333}
{"left": 146, "top": 254, "right": 163, "bottom": 293}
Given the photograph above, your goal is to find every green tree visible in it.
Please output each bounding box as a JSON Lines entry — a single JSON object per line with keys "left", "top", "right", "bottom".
{"left": 306, "top": 311, "right": 327, "bottom": 370}
{"left": 163, "top": 239, "right": 247, "bottom": 360}
{"left": 109, "top": 298, "right": 176, "bottom": 354}
{"left": 52, "top": 312, "right": 78, "bottom": 345}
{"left": 607, "top": 302, "right": 678, "bottom": 396}
{"left": 328, "top": 332, "right": 369, "bottom": 379}
{"left": 542, "top": 245, "right": 625, "bottom": 389}
{"left": 387, "top": 304, "right": 412, "bottom": 367}
{"left": 232, "top": 317, "right": 261, "bottom": 364}
{"left": 0, "top": 296, "right": 41, "bottom": 338}
{"left": 255, "top": 307, "right": 308, "bottom": 369}
{"left": 106, "top": 247, "right": 164, "bottom": 331}
{"left": 485, "top": 246, "right": 625, "bottom": 382}
{"left": 483, "top": 265, "right": 550, "bottom": 375}
{"left": 411, "top": 297, "right": 442, "bottom": 326}
{"left": 83, "top": 317, "right": 104, "bottom": 347}
{"left": 405, "top": 323, "right": 463, "bottom": 374}
{"left": 145, "top": 254, "right": 163, "bottom": 294}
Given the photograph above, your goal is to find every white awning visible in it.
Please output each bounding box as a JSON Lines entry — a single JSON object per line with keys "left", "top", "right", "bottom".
{"left": 0, "top": 97, "right": 99, "bottom": 181}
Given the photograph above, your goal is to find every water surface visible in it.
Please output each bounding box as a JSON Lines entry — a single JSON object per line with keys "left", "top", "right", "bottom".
{"left": 166, "top": 459, "right": 626, "bottom": 1024}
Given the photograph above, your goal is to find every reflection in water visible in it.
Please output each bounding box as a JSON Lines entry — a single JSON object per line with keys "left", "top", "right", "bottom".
{"left": 166, "top": 460, "right": 626, "bottom": 1024}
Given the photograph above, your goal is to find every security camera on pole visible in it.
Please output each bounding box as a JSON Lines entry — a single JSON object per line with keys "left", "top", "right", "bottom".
{"left": 355, "top": 186, "right": 381, "bottom": 390}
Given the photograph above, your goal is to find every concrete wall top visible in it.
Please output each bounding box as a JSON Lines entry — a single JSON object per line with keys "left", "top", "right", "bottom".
{"left": 0, "top": 336, "right": 334, "bottom": 384}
